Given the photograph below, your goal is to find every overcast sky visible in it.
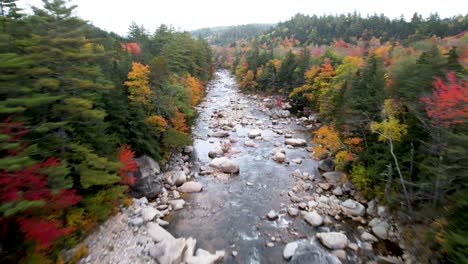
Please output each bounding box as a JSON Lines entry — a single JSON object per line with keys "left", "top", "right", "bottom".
{"left": 18, "top": 0, "right": 467, "bottom": 36}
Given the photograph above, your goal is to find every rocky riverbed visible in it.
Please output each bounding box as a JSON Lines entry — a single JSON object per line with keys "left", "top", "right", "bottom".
{"left": 77, "top": 70, "right": 415, "bottom": 264}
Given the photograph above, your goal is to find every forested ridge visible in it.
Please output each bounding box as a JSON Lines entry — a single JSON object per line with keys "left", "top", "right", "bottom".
{"left": 213, "top": 13, "right": 467, "bottom": 263}
{"left": 0, "top": 0, "right": 212, "bottom": 262}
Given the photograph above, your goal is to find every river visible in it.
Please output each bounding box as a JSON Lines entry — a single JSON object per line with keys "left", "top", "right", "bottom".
{"left": 167, "top": 70, "right": 355, "bottom": 263}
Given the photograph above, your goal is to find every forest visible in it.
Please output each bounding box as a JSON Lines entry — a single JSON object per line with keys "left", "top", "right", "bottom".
{"left": 0, "top": 0, "right": 467, "bottom": 263}
{"left": 0, "top": 0, "right": 212, "bottom": 262}
{"left": 213, "top": 13, "right": 467, "bottom": 263}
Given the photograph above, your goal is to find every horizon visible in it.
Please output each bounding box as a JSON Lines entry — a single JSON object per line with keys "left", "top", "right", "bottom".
{"left": 17, "top": 0, "right": 468, "bottom": 36}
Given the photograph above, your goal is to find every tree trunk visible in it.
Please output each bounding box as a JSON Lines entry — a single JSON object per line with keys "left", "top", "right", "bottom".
{"left": 389, "top": 138, "right": 412, "bottom": 211}
{"left": 385, "top": 163, "right": 393, "bottom": 202}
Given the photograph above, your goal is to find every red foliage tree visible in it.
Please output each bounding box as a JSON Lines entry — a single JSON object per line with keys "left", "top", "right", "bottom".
{"left": 121, "top": 42, "right": 142, "bottom": 55}
{"left": 420, "top": 72, "right": 468, "bottom": 126}
{"left": 0, "top": 117, "right": 81, "bottom": 250}
{"left": 117, "top": 145, "right": 137, "bottom": 185}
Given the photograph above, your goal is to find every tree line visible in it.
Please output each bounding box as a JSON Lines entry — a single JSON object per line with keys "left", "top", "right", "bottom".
{"left": 0, "top": 0, "right": 212, "bottom": 262}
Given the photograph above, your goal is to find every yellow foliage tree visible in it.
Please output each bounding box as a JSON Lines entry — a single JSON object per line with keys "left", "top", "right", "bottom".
{"left": 145, "top": 115, "right": 167, "bottom": 132}
{"left": 370, "top": 99, "right": 411, "bottom": 209}
{"left": 124, "top": 62, "right": 152, "bottom": 106}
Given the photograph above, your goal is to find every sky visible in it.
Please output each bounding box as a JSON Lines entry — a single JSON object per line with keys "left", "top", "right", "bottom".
{"left": 17, "top": 0, "right": 467, "bottom": 36}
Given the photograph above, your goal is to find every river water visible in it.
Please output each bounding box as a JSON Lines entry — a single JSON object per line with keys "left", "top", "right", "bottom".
{"left": 167, "top": 70, "right": 354, "bottom": 263}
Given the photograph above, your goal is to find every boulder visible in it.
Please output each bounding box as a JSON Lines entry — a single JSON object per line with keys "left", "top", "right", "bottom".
{"left": 318, "top": 182, "right": 331, "bottom": 190}
{"left": 244, "top": 140, "right": 256, "bottom": 147}
{"left": 285, "top": 138, "right": 307, "bottom": 147}
{"left": 209, "top": 157, "right": 240, "bottom": 174}
{"left": 289, "top": 240, "right": 342, "bottom": 264}
{"left": 131, "top": 156, "right": 162, "bottom": 199}
{"left": 292, "top": 158, "right": 302, "bottom": 164}
{"left": 129, "top": 217, "right": 144, "bottom": 227}
{"left": 318, "top": 159, "right": 335, "bottom": 172}
{"left": 183, "top": 146, "right": 194, "bottom": 154}
{"left": 208, "top": 131, "right": 229, "bottom": 138}
{"left": 149, "top": 237, "right": 187, "bottom": 264}
{"left": 332, "top": 249, "right": 347, "bottom": 261}
{"left": 272, "top": 152, "right": 286, "bottom": 163}
{"left": 288, "top": 207, "right": 299, "bottom": 217}
{"left": 332, "top": 187, "right": 343, "bottom": 196}
{"left": 341, "top": 199, "right": 366, "bottom": 217}
{"left": 308, "top": 113, "right": 320, "bottom": 123}
{"left": 270, "top": 107, "right": 291, "bottom": 118}
{"left": 283, "top": 242, "right": 298, "bottom": 260}
{"left": 147, "top": 222, "right": 174, "bottom": 243}
{"left": 141, "top": 207, "right": 162, "bottom": 222}
{"left": 303, "top": 211, "right": 323, "bottom": 226}
{"left": 168, "top": 199, "right": 185, "bottom": 211}
{"left": 361, "top": 232, "right": 379, "bottom": 242}
{"left": 366, "top": 199, "right": 378, "bottom": 216}
{"left": 186, "top": 248, "right": 225, "bottom": 264}
{"left": 267, "top": 210, "right": 279, "bottom": 220}
{"left": 165, "top": 171, "right": 187, "bottom": 186}
{"left": 316, "top": 232, "right": 348, "bottom": 249}
{"left": 248, "top": 129, "right": 262, "bottom": 139}
{"left": 178, "top": 182, "right": 203, "bottom": 193}
{"left": 208, "top": 146, "right": 224, "bottom": 158}
{"left": 372, "top": 221, "right": 389, "bottom": 240}
{"left": 322, "top": 171, "right": 344, "bottom": 185}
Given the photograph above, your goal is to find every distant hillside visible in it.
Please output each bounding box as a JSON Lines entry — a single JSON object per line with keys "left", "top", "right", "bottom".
{"left": 263, "top": 13, "right": 468, "bottom": 45}
{"left": 192, "top": 24, "right": 274, "bottom": 45}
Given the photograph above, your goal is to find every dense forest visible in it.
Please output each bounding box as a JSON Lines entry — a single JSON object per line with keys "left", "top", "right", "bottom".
{"left": 214, "top": 13, "right": 467, "bottom": 263}
{"left": 0, "top": 0, "right": 212, "bottom": 262}
{"left": 192, "top": 23, "right": 274, "bottom": 46}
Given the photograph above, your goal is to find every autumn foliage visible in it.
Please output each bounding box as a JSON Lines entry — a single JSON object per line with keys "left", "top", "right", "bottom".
{"left": 117, "top": 145, "right": 137, "bottom": 185}
{"left": 124, "top": 62, "right": 152, "bottom": 106}
{"left": 0, "top": 118, "right": 81, "bottom": 251}
{"left": 146, "top": 115, "right": 168, "bottom": 132}
{"left": 420, "top": 72, "right": 468, "bottom": 126}
{"left": 170, "top": 108, "right": 190, "bottom": 135}
{"left": 121, "top": 42, "right": 142, "bottom": 55}
{"left": 311, "top": 123, "right": 341, "bottom": 159}
{"left": 184, "top": 74, "right": 203, "bottom": 106}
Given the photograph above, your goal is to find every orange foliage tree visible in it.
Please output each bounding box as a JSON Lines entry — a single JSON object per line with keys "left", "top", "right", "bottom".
{"left": 184, "top": 74, "right": 203, "bottom": 106}
{"left": 170, "top": 108, "right": 189, "bottom": 135}
{"left": 311, "top": 123, "right": 342, "bottom": 159}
